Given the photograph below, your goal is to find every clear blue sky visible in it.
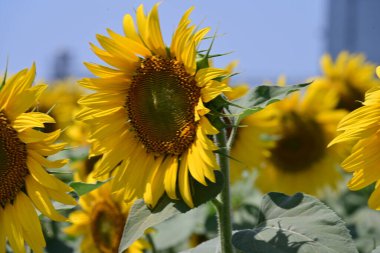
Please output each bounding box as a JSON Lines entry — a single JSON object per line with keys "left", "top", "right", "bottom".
{"left": 0, "top": 0, "right": 327, "bottom": 84}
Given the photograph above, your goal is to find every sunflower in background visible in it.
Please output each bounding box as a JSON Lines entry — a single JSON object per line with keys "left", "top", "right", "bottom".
{"left": 247, "top": 82, "right": 348, "bottom": 195}
{"left": 316, "top": 51, "right": 380, "bottom": 112}
{"left": 329, "top": 67, "right": 380, "bottom": 210}
{"left": 220, "top": 62, "right": 276, "bottom": 182}
{"left": 71, "top": 155, "right": 102, "bottom": 182}
{"left": 37, "top": 79, "right": 89, "bottom": 146}
{"left": 0, "top": 65, "right": 76, "bottom": 253}
{"left": 77, "top": 3, "right": 230, "bottom": 208}
{"left": 65, "top": 178, "right": 149, "bottom": 253}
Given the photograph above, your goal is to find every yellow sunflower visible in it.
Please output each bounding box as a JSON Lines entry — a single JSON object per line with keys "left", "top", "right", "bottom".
{"left": 248, "top": 82, "right": 347, "bottom": 195}
{"left": 77, "top": 4, "right": 230, "bottom": 208}
{"left": 64, "top": 180, "right": 149, "bottom": 253}
{"left": 71, "top": 155, "right": 102, "bottom": 182}
{"left": 317, "top": 51, "right": 380, "bottom": 111}
{"left": 0, "top": 64, "right": 76, "bottom": 253}
{"left": 37, "top": 79, "right": 88, "bottom": 146}
{"left": 329, "top": 67, "right": 380, "bottom": 209}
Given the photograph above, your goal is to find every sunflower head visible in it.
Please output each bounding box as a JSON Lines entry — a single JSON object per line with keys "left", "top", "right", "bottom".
{"left": 126, "top": 56, "right": 201, "bottom": 156}
{"left": 77, "top": 3, "right": 230, "bottom": 208}
{"left": 65, "top": 182, "right": 148, "bottom": 253}
{"left": 37, "top": 79, "right": 88, "bottom": 146}
{"left": 329, "top": 66, "right": 380, "bottom": 209}
{"left": 0, "top": 64, "right": 76, "bottom": 253}
{"left": 245, "top": 82, "right": 348, "bottom": 195}
{"left": 317, "top": 51, "right": 380, "bottom": 111}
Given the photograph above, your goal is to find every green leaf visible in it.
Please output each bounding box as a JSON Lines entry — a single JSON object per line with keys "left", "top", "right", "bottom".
{"left": 69, "top": 179, "right": 110, "bottom": 196}
{"left": 0, "top": 61, "right": 8, "bottom": 91}
{"left": 118, "top": 170, "right": 223, "bottom": 252}
{"left": 349, "top": 207, "right": 380, "bottom": 252}
{"left": 231, "top": 83, "right": 309, "bottom": 124}
{"left": 118, "top": 199, "right": 182, "bottom": 253}
{"left": 232, "top": 192, "right": 358, "bottom": 253}
{"left": 180, "top": 237, "right": 220, "bottom": 253}
{"left": 152, "top": 206, "right": 208, "bottom": 250}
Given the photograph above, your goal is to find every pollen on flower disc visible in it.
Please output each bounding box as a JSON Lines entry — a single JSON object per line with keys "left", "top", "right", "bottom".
{"left": 126, "top": 56, "right": 201, "bottom": 155}
{"left": 0, "top": 112, "right": 28, "bottom": 207}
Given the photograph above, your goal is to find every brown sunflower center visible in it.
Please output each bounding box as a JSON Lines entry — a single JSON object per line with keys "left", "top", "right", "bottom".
{"left": 0, "top": 112, "right": 28, "bottom": 207}
{"left": 336, "top": 80, "right": 364, "bottom": 111}
{"left": 91, "top": 199, "right": 126, "bottom": 253}
{"left": 269, "top": 112, "right": 326, "bottom": 173}
{"left": 126, "top": 56, "right": 200, "bottom": 155}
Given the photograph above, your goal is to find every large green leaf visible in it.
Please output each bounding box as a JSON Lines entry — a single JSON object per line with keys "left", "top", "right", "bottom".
{"left": 372, "top": 246, "right": 380, "bottom": 253}
{"left": 152, "top": 206, "right": 208, "bottom": 250}
{"left": 118, "top": 199, "right": 182, "bottom": 253}
{"left": 230, "top": 83, "right": 309, "bottom": 124}
{"left": 349, "top": 208, "right": 380, "bottom": 253}
{"left": 232, "top": 192, "right": 358, "bottom": 253}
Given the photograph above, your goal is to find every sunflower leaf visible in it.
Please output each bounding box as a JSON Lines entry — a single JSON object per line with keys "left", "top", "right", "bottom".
{"left": 231, "top": 83, "right": 310, "bottom": 124}
{"left": 118, "top": 199, "right": 182, "bottom": 253}
{"left": 69, "top": 179, "right": 110, "bottom": 196}
{"left": 0, "top": 60, "right": 9, "bottom": 91}
{"left": 232, "top": 192, "right": 358, "bottom": 253}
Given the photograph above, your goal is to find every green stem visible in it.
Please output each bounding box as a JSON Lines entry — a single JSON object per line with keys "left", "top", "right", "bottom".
{"left": 214, "top": 129, "right": 235, "bottom": 253}
{"left": 146, "top": 233, "right": 157, "bottom": 253}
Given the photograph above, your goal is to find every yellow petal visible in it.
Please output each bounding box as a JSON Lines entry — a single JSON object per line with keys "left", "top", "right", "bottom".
{"left": 0, "top": 208, "right": 6, "bottom": 253}
{"left": 178, "top": 153, "right": 194, "bottom": 208}
{"left": 14, "top": 192, "right": 46, "bottom": 252}
{"left": 3, "top": 204, "right": 25, "bottom": 253}
{"left": 25, "top": 176, "right": 68, "bottom": 222}
{"left": 123, "top": 14, "right": 142, "bottom": 43}
{"left": 164, "top": 156, "right": 179, "bottom": 200}
{"left": 13, "top": 112, "right": 55, "bottom": 132}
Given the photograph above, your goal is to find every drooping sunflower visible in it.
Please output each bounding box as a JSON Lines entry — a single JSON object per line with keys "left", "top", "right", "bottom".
{"left": 0, "top": 65, "right": 76, "bottom": 253}
{"left": 77, "top": 4, "right": 230, "bottom": 208}
{"left": 316, "top": 51, "right": 380, "bottom": 111}
{"left": 329, "top": 67, "right": 380, "bottom": 209}
{"left": 65, "top": 179, "right": 149, "bottom": 253}
{"left": 249, "top": 82, "right": 348, "bottom": 195}
{"left": 37, "top": 79, "right": 88, "bottom": 146}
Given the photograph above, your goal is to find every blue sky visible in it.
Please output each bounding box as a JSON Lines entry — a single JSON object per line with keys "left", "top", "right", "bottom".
{"left": 0, "top": 0, "right": 327, "bottom": 84}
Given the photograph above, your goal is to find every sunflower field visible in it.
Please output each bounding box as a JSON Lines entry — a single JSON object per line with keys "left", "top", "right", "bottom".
{"left": 2, "top": 1, "right": 380, "bottom": 253}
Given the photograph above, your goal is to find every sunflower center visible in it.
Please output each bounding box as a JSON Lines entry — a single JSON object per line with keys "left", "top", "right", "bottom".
{"left": 91, "top": 200, "right": 126, "bottom": 253}
{"left": 0, "top": 112, "right": 28, "bottom": 207}
{"left": 269, "top": 112, "right": 326, "bottom": 173}
{"left": 337, "top": 80, "right": 364, "bottom": 111}
{"left": 126, "top": 56, "right": 200, "bottom": 155}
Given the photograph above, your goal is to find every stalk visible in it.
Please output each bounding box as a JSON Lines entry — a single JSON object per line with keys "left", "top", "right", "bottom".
{"left": 213, "top": 128, "right": 234, "bottom": 253}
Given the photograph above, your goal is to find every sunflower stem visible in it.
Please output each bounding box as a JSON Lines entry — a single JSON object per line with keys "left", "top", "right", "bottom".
{"left": 146, "top": 233, "right": 157, "bottom": 253}
{"left": 214, "top": 129, "right": 235, "bottom": 253}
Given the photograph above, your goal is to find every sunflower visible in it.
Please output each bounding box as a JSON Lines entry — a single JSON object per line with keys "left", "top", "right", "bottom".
{"left": 248, "top": 82, "right": 348, "bottom": 195}
{"left": 64, "top": 179, "right": 149, "bottom": 253}
{"left": 71, "top": 155, "right": 102, "bottom": 182}
{"left": 316, "top": 51, "right": 380, "bottom": 111}
{"left": 37, "top": 79, "right": 88, "bottom": 146}
{"left": 0, "top": 64, "right": 76, "bottom": 253}
{"left": 329, "top": 67, "right": 380, "bottom": 209}
{"left": 77, "top": 4, "right": 230, "bottom": 208}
